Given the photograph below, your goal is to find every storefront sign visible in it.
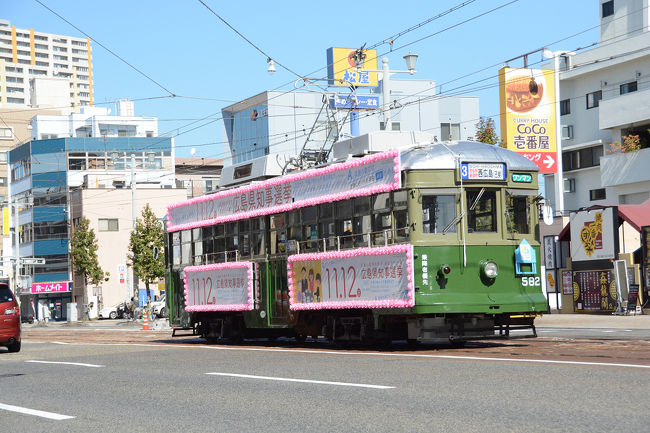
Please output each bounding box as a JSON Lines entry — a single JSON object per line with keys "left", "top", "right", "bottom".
{"left": 183, "top": 262, "right": 253, "bottom": 312}
{"left": 288, "top": 245, "right": 414, "bottom": 310}
{"left": 330, "top": 95, "right": 380, "bottom": 109}
{"left": 562, "top": 270, "right": 573, "bottom": 295}
{"left": 498, "top": 67, "right": 557, "bottom": 173}
{"left": 326, "top": 47, "right": 378, "bottom": 87}
{"left": 31, "top": 281, "right": 71, "bottom": 294}
{"left": 569, "top": 208, "right": 616, "bottom": 262}
{"left": 572, "top": 270, "right": 617, "bottom": 312}
{"left": 512, "top": 173, "right": 533, "bottom": 183}
{"left": 460, "top": 162, "right": 506, "bottom": 181}
{"left": 168, "top": 150, "right": 400, "bottom": 231}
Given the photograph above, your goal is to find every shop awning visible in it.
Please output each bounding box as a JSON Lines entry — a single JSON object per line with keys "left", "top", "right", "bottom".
{"left": 557, "top": 198, "right": 650, "bottom": 241}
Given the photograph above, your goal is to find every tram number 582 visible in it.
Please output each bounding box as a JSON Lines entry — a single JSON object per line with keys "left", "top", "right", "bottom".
{"left": 521, "top": 276, "right": 541, "bottom": 286}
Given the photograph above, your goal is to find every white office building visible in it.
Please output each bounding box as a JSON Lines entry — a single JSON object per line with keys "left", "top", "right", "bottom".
{"left": 544, "top": 0, "right": 650, "bottom": 212}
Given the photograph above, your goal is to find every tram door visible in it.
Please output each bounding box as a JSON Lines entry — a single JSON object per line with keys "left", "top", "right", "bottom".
{"left": 268, "top": 259, "right": 290, "bottom": 325}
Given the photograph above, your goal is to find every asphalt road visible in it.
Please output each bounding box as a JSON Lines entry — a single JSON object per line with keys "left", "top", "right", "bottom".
{"left": 1, "top": 333, "right": 649, "bottom": 432}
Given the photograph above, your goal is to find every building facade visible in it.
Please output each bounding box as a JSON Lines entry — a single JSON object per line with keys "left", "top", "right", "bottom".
{"left": 0, "top": 19, "right": 93, "bottom": 108}
{"left": 175, "top": 158, "right": 223, "bottom": 199}
{"left": 220, "top": 79, "right": 479, "bottom": 182}
{"left": 544, "top": 0, "right": 650, "bottom": 212}
{"left": 7, "top": 137, "right": 177, "bottom": 321}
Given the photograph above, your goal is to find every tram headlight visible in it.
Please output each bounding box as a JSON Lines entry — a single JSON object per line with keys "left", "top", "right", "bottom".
{"left": 481, "top": 261, "right": 499, "bottom": 279}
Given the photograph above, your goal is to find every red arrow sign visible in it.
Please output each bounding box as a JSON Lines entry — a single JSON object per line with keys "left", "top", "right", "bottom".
{"left": 520, "top": 152, "right": 557, "bottom": 174}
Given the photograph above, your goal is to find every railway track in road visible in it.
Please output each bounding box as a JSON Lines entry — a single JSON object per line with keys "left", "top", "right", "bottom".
{"left": 19, "top": 328, "right": 650, "bottom": 368}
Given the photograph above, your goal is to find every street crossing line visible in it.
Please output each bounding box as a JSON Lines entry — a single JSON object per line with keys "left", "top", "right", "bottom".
{"left": 0, "top": 402, "right": 74, "bottom": 420}
{"left": 206, "top": 372, "right": 394, "bottom": 389}
{"left": 26, "top": 360, "right": 104, "bottom": 368}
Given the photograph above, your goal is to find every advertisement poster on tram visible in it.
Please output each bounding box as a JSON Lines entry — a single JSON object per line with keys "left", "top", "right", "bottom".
{"left": 288, "top": 245, "right": 414, "bottom": 310}
{"left": 183, "top": 262, "right": 253, "bottom": 311}
{"left": 572, "top": 270, "right": 617, "bottom": 312}
{"left": 498, "top": 67, "right": 557, "bottom": 173}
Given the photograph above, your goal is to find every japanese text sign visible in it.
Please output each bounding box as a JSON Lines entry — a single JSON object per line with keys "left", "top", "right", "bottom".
{"left": 327, "top": 47, "right": 378, "bottom": 87}
{"left": 499, "top": 67, "right": 557, "bottom": 173}
{"left": 183, "top": 262, "right": 253, "bottom": 312}
{"left": 31, "top": 281, "right": 71, "bottom": 294}
{"left": 288, "top": 245, "right": 415, "bottom": 310}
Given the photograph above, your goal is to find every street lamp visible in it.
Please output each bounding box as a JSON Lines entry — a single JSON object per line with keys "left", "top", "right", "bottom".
{"left": 355, "top": 52, "right": 418, "bottom": 132}
{"left": 543, "top": 49, "right": 574, "bottom": 217}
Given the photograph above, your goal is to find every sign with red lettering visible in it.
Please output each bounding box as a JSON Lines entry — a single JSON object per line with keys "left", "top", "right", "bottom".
{"left": 288, "top": 245, "right": 414, "bottom": 310}
{"left": 183, "top": 262, "right": 253, "bottom": 312}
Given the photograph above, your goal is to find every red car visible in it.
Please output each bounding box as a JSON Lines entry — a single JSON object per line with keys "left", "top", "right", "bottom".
{"left": 0, "top": 283, "right": 21, "bottom": 353}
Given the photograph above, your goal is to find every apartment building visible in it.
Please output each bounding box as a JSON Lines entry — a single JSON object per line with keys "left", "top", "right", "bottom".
{"left": 0, "top": 18, "right": 93, "bottom": 109}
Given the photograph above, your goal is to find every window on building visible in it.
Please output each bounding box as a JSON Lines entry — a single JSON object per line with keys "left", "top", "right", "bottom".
{"left": 562, "top": 146, "right": 604, "bottom": 171}
{"left": 98, "top": 218, "right": 119, "bottom": 231}
{"left": 380, "top": 121, "right": 401, "bottom": 131}
{"left": 620, "top": 81, "right": 637, "bottom": 95}
{"left": 440, "top": 123, "right": 461, "bottom": 140}
{"left": 589, "top": 188, "right": 606, "bottom": 201}
{"left": 602, "top": 1, "right": 614, "bottom": 18}
{"left": 586, "top": 90, "right": 602, "bottom": 109}
{"left": 0, "top": 127, "right": 12, "bottom": 139}
{"left": 560, "top": 99, "right": 571, "bottom": 115}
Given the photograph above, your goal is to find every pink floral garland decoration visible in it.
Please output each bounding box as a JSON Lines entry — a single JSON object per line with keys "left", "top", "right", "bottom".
{"left": 167, "top": 150, "right": 400, "bottom": 232}
{"left": 183, "top": 262, "right": 253, "bottom": 312}
{"left": 287, "top": 244, "right": 415, "bottom": 311}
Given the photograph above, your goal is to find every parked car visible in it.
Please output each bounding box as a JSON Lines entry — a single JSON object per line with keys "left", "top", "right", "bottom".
{"left": 0, "top": 283, "right": 21, "bottom": 352}
{"left": 98, "top": 304, "right": 119, "bottom": 319}
{"left": 151, "top": 295, "right": 168, "bottom": 318}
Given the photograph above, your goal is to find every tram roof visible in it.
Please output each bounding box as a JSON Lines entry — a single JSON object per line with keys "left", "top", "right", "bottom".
{"left": 400, "top": 140, "right": 540, "bottom": 172}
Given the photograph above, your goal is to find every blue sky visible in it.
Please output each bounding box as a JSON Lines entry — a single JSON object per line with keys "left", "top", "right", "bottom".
{"left": 3, "top": 0, "right": 599, "bottom": 159}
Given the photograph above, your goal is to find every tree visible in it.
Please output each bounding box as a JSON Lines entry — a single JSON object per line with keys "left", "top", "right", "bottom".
{"left": 474, "top": 117, "right": 501, "bottom": 146}
{"left": 128, "top": 204, "right": 165, "bottom": 305}
{"left": 70, "top": 217, "right": 107, "bottom": 313}
{"left": 609, "top": 134, "right": 642, "bottom": 153}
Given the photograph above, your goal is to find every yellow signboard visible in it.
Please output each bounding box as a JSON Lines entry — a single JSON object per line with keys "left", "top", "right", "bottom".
{"left": 2, "top": 207, "right": 8, "bottom": 236}
{"left": 499, "top": 67, "right": 557, "bottom": 173}
{"left": 326, "top": 47, "right": 378, "bottom": 87}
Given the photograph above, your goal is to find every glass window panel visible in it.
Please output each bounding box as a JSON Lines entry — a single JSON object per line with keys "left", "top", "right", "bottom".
{"left": 467, "top": 189, "right": 497, "bottom": 232}
{"left": 422, "top": 195, "right": 457, "bottom": 234}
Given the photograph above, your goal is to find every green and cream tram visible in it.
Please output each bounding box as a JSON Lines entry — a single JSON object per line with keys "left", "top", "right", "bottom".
{"left": 164, "top": 131, "right": 546, "bottom": 344}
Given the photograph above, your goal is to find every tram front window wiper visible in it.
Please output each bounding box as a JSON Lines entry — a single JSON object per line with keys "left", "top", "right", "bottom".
{"left": 469, "top": 187, "right": 485, "bottom": 211}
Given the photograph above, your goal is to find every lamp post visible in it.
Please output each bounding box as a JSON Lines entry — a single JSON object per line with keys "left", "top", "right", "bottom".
{"left": 543, "top": 49, "right": 574, "bottom": 217}
{"left": 354, "top": 52, "right": 418, "bottom": 132}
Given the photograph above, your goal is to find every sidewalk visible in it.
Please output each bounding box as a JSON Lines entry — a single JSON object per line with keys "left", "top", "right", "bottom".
{"left": 536, "top": 313, "right": 650, "bottom": 329}
{"left": 24, "top": 318, "right": 172, "bottom": 331}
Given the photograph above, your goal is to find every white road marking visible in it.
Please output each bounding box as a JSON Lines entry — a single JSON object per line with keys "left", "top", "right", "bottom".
{"left": 0, "top": 402, "right": 74, "bottom": 420}
{"left": 26, "top": 360, "right": 104, "bottom": 368}
{"left": 52, "top": 341, "right": 71, "bottom": 345}
{"left": 28, "top": 341, "right": 650, "bottom": 370}
{"left": 206, "top": 372, "right": 394, "bottom": 389}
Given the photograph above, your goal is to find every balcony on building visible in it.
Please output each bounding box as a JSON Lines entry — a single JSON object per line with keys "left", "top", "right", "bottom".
{"left": 599, "top": 85, "right": 650, "bottom": 130}
{"left": 600, "top": 146, "right": 650, "bottom": 187}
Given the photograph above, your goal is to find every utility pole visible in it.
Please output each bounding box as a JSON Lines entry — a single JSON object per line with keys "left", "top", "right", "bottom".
{"left": 131, "top": 154, "right": 139, "bottom": 304}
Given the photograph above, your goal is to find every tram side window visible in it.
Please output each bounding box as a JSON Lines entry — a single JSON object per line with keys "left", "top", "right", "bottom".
{"left": 336, "top": 200, "right": 354, "bottom": 248}
{"left": 193, "top": 228, "right": 203, "bottom": 264}
{"left": 226, "top": 222, "right": 239, "bottom": 260}
{"left": 506, "top": 192, "right": 531, "bottom": 234}
{"left": 181, "top": 230, "right": 192, "bottom": 265}
{"left": 251, "top": 217, "right": 265, "bottom": 256}
{"left": 372, "top": 193, "right": 392, "bottom": 246}
{"left": 172, "top": 232, "right": 181, "bottom": 266}
{"left": 353, "top": 197, "right": 371, "bottom": 246}
{"left": 466, "top": 189, "right": 497, "bottom": 233}
{"left": 270, "top": 214, "right": 286, "bottom": 255}
{"left": 393, "top": 190, "right": 409, "bottom": 242}
{"left": 422, "top": 194, "right": 457, "bottom": 234}
{"left": 319, "top": 203, "right": 335, "bottom": 251}
{"left": 202, "top": 226, "right": 214, "bottom": 260}
{"left": 288, "top": 211, "right": 302, "bottom": 252}
{"left": 239, "top": 220, "right": 250, "bottom": 257}
{"left": 302, "top": 206, "right": 318, "bottom": 251}
{"left": 214, "top": 224, "right": 226, "bottom": 262}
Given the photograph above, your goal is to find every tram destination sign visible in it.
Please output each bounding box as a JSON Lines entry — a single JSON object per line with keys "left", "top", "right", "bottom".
{"left": 167, "top": 150, "right": 400, "bottom": 232}
{"left": 183, "top": 262, "right": 253, "bottom": 312}
{"left": 288, "top": 244, "right": 415, "bottom": 310}
{"left": 460, "top": 162, "right": 506, "bottom": 181}
{"left": 512, "top": 173, "right": 533, "bottom": 183}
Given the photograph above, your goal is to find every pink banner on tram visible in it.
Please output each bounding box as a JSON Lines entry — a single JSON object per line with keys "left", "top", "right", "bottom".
{"left": 183, "top": 262, "right": 253, "bottom": 312}
{"left": 288, "top": 245, "right": 415, "bottom": 311}
{"left": 167, "top": 150, "right": 400, "bottom": 232}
